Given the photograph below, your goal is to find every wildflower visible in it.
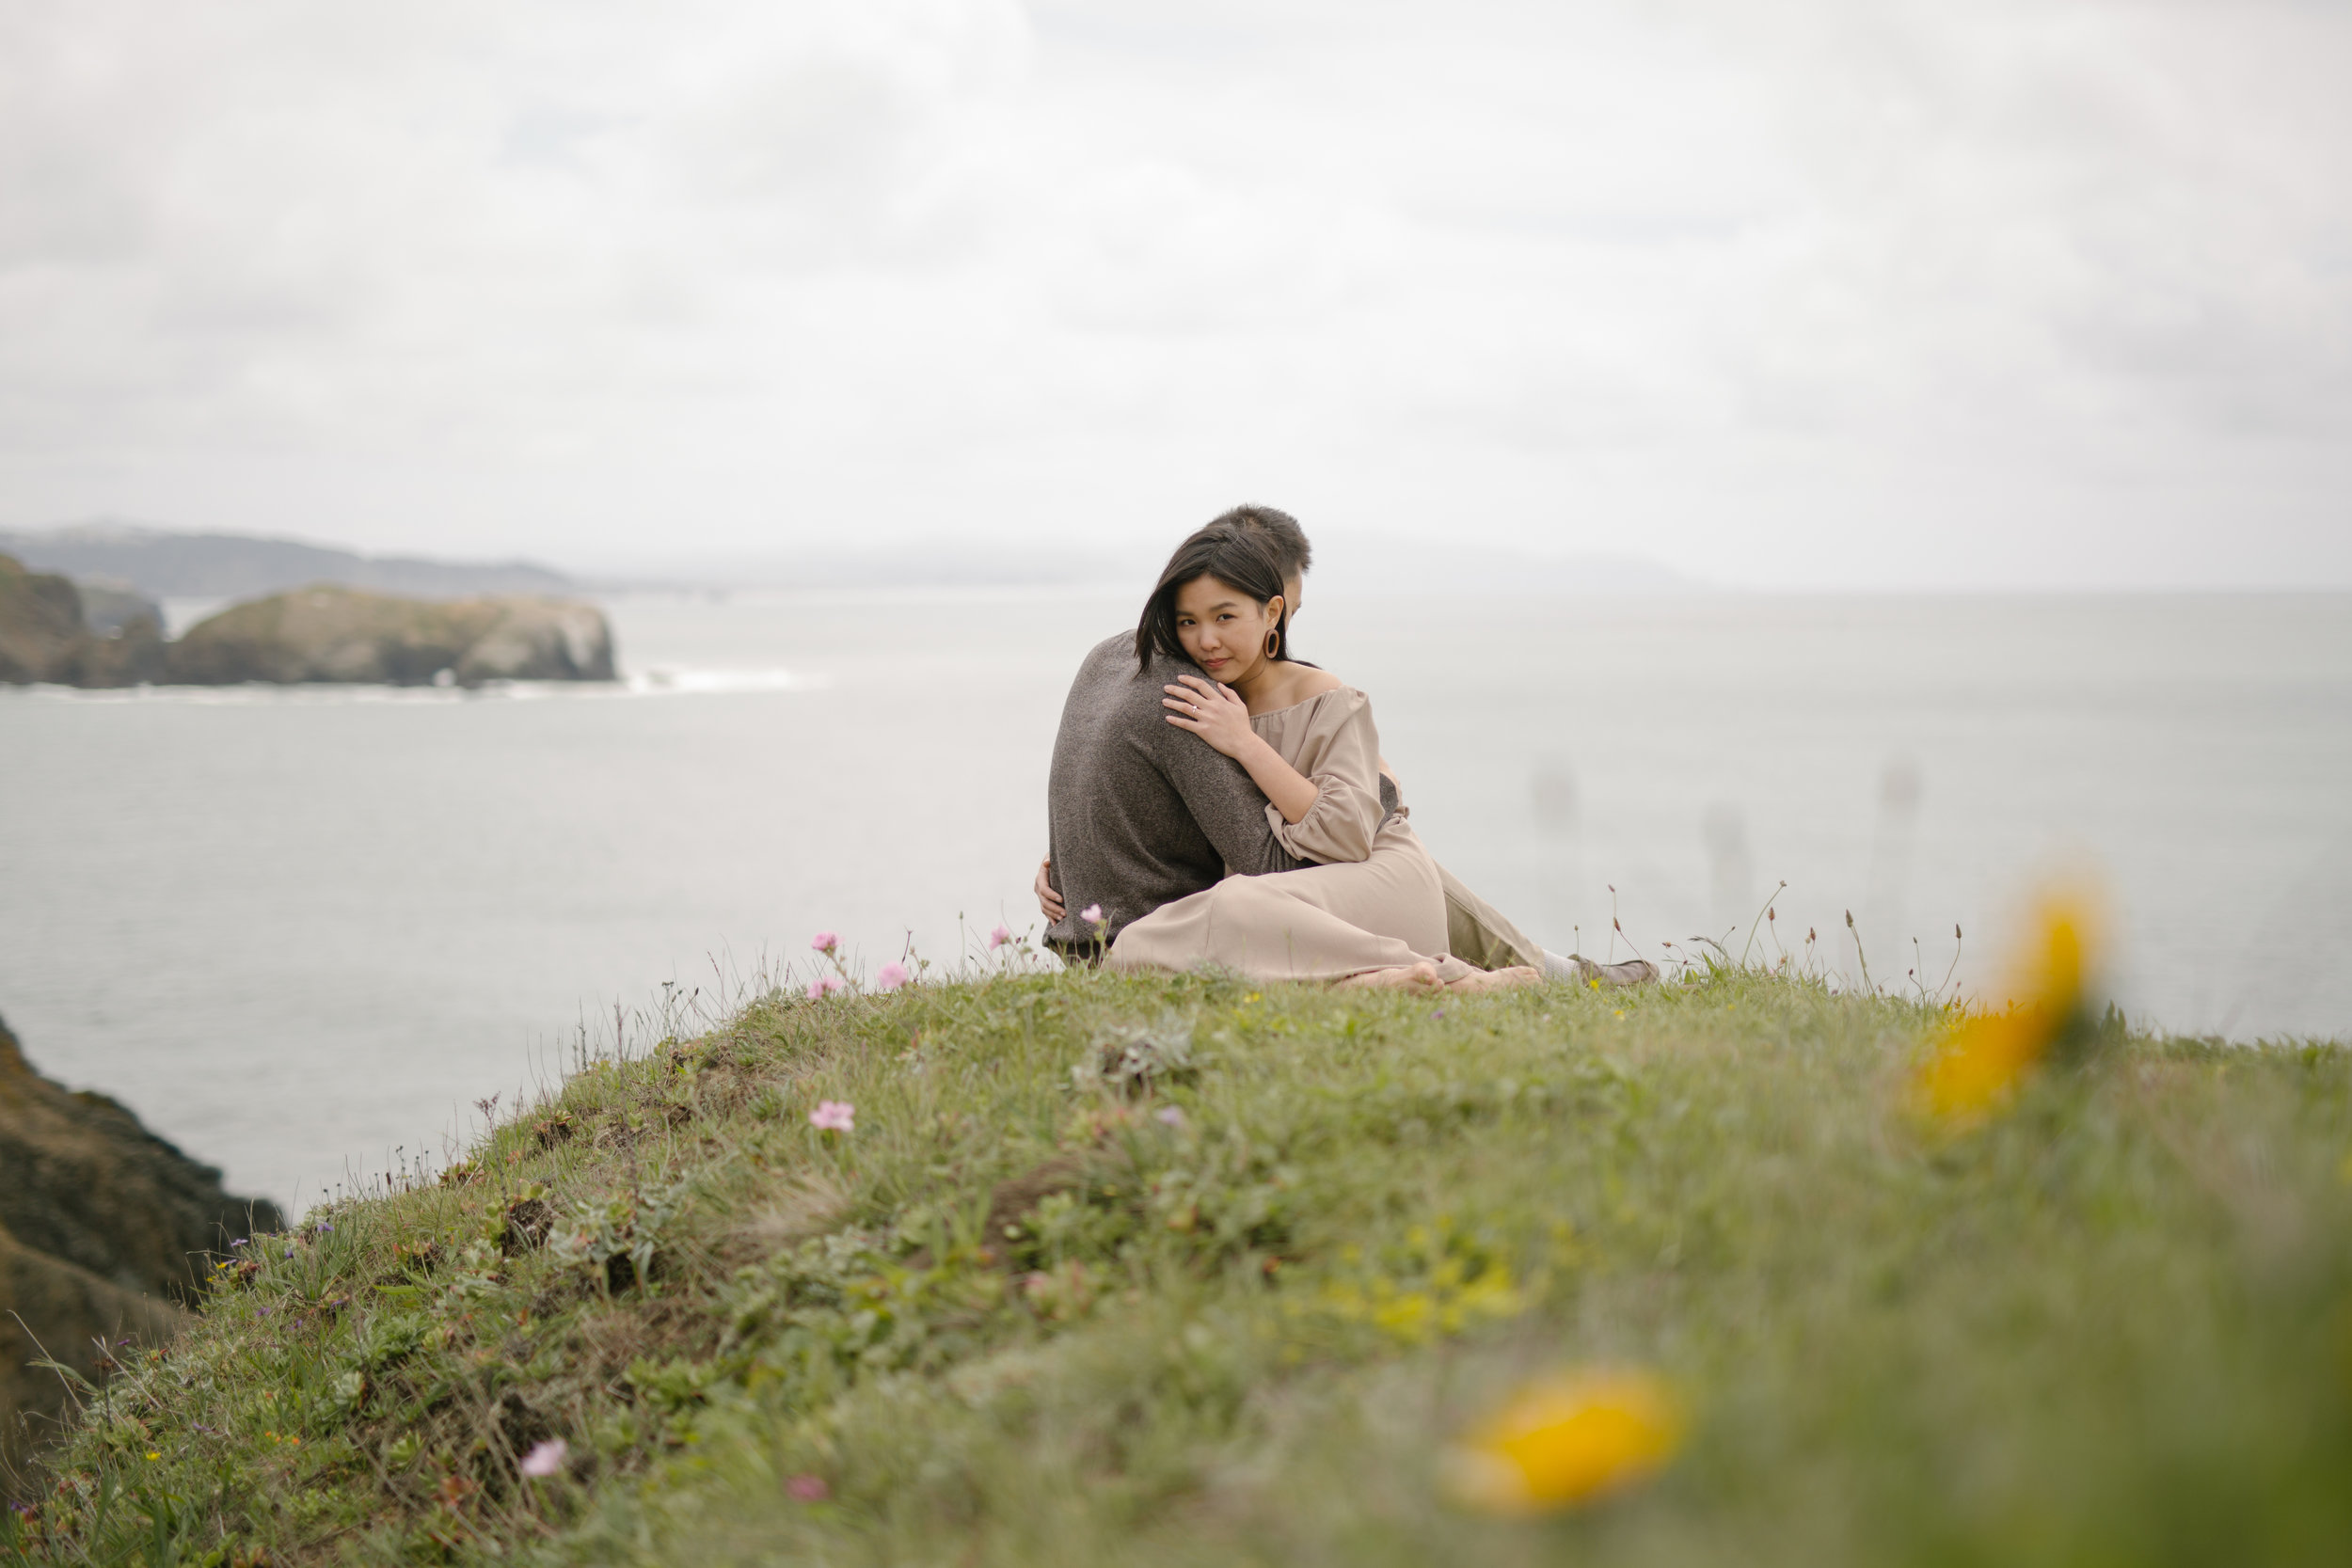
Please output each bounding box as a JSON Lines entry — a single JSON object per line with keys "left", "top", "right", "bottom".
{"left": 518, "top": 1438, "right": 567, "bottom": 1479}
{"left": 875, "top": 961, "right": 910, "bottom": 991}
{"left": 809, "top": 1101, "right": 855, "bottom": 1132}
{"left": 145, "top": 1451, "right": 160, "bottom": 1462}
{"left": 805, "top": 974, "right": 847, "bottom": 1001}
{"left": 987, "top": 924, "right": 1012, "bottom": 949}
{"left": 1442, "top": 1367, "right": 1683, "bottom": 1515}
{"left": 1154, "top": 1105, "right": 1186, "bottom": 1128}
{"left": 786, "top": 1473, "right": 831, "bottom": 1503}
{"left": 230, "top": 1238, "right": 246, "bottom": 1249}
{"left": 810, "top": 930, "right": 839, "bottom": 954}
{"left": 1080, "top": 903, "right": 1104, "bottom": 925}
{"left": 1912, "top": 886, "right": 2104, "bottom": 1128}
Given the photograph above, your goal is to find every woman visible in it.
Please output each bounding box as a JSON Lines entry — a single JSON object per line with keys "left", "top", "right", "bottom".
{"left": 1105, "top": 525, "right": 1542, "bottom": 994}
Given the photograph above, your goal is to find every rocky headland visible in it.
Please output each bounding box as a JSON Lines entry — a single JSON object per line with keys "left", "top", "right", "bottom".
{"left": 0, "top": 1011, "right": 281, "bottom": 1473}
{"left": 0, "top": 553, "right": 167, "bottom": 688}
{"left": 0, "top": 551, "right": 616, "bottom": 689}
{"left": 166, "top": 585, "right": 616, "bottom": 686}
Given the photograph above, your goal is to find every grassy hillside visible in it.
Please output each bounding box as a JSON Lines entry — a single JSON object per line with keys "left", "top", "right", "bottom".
{"left": 8, "top": 964, "right": 2349, "bottom": 1565}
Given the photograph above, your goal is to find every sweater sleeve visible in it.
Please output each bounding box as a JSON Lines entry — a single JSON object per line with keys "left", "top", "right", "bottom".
{"left": 1150, "top": 703, "right": 1305, "bottom": 879}
{"left": 1263, "top": 689, "right": 1389, "bottom": 865}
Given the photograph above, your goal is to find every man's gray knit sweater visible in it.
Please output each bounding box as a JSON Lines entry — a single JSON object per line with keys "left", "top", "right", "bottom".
{"left": 1044, "top": 634, "right": 1302, "bottom": 955}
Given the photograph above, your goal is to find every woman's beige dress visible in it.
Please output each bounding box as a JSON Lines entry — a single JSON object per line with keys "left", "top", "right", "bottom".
{"left": 1105, "top": 686, "right": 1479, "bottom": 983}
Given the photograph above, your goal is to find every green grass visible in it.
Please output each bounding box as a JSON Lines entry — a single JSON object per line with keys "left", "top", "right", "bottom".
{"left": 9, "top": 967, "right": 2351, "bottom": 1566}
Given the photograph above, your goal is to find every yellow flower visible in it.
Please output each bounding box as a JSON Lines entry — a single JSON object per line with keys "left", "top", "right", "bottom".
{"left": 1442, "top": 1367, "right": 1683, "bottom": 1514}
{"left": 145, "top": 1450, "right": 160, "bottom": 1461}
{"left": 1912, "top": 886, "right": 2104, "bottom": 1127}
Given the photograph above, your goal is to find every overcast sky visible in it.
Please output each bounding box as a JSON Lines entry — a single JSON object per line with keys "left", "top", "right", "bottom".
{"left": 2, "top": 0, "right": 2345, "bottom": 588}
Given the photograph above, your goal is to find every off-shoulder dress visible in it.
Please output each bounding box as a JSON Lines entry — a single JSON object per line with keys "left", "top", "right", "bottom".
{"left": 1104, "top": 685, "right": 1480, "bottom": 983}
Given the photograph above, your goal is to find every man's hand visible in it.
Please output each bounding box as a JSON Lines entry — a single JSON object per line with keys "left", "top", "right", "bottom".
{"left": 1035, "top": 857, "right": 1065, "bottom": 922}
{"left": 1163, "top": 674, "right": 1257, "bottom": 760}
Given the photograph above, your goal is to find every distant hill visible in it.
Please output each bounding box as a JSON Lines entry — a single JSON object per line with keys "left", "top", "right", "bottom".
{"left": 597, "top": 540, "right": 1697, "bottom": 596}
{"left": 0, "top": 522, "right": 574, "bottom": 601}
{"left": 1308, "top": 540, "right": 1700, "bottom": 596}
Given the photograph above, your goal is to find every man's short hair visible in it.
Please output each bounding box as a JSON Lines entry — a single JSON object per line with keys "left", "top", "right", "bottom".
{"left": 1206, "top": 504, "right": 1311, "bottom": 579}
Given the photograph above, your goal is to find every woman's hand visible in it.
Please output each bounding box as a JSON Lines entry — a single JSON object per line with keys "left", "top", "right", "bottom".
{"left": 1163, "top": 674, "right": 1256, "bottom": 760}
{"left": 1035, "top": 857, "right": 1065, "bottom": 922}
{"left": 1165, "top": 674, "right": 1322, "bottom": 824}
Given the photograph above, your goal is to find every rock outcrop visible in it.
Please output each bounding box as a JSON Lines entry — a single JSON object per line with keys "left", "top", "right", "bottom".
{"left": 0, "top": 1012, "right": 281, "bottom": 1473}
{"left": 0, "top": 553, "right": 167, "bottom": 687}
{"left": 166, "top": 585, "right": 616, "bottom": 686}
{"left": 4, "top": 555, "right": 617, "bottom": 689}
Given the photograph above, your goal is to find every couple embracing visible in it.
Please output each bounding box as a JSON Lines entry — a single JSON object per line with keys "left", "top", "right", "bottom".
{"left": 1036, "top": 505, "right": 1656, "bottom": 994}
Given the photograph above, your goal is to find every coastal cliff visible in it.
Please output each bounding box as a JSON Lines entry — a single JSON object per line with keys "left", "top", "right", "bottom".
{"left": 0, "top": 1012, "right": 281, "bottom": 1472}
{"left": 1, "top": 551, "right": 617, "bottom": 689}
{"left": 167, "top": 586, "right": 616, "bottom": 686}
{"left": 0, "top": 554, "right": 166, "bottom": 688}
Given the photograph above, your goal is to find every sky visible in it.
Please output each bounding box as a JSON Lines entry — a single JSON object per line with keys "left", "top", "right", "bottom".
{"left": 1, "top": 0, "right": 2346, "bottom": 589}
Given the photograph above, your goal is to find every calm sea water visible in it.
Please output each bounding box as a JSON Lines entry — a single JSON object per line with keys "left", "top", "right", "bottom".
{"left": 3, "top": 590, "right": 2346, "bottom": 1211}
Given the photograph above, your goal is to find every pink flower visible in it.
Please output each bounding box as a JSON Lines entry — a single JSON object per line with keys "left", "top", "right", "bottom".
{"left": 518, "top": 1438, "right": 567, "bottom": 1479}
{"left": 810, "top": 931, "right": 839, "bottom": 954}
{"left": 805, "top": 974, "right": 847, "bottom": 1000}
{"left": 809, "top": 1100, "right": 855, "bottom": 1132}
{"left": 875, "top": 961, "right": 910, "bottom": 991}
{"left": 987, "top": 924, "right": 1011, "bottom": 949}
{"left": 786, "top": 1473, "right": 831, "bottom": 1503}
{"left": 1080, "top": 903, "right": 1104, "bottom": 925}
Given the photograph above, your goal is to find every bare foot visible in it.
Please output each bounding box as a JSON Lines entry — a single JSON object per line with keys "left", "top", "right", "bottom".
{"left": 1335, "top": 961, "right": 1444, "bottom": 994}
{"left": 1445, "top": 965, "right": 1544, "bottom": 994}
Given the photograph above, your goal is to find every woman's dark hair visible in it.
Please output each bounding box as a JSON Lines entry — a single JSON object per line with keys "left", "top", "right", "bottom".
{"left": 1134, "top": 524, "right": 1294, "bottom": 669}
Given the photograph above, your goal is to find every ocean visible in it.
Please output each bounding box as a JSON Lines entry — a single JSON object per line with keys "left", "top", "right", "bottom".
{"left": 3, "top": 589, "right": 2346, "bottom": 1212}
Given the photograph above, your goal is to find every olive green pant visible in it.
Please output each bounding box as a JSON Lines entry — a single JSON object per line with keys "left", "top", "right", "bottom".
{"left": 1438, "top": 863, "right": 1545, "bottom": 972}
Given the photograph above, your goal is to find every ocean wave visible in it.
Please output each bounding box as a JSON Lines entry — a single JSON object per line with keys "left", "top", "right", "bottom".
{"left": 624, "top": 668, "right": 818, "bottom": 696}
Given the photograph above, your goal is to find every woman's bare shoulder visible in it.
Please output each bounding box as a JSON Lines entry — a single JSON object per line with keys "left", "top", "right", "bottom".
{"left": 1286, "top": 665, "right": 1346, "bottom": 701}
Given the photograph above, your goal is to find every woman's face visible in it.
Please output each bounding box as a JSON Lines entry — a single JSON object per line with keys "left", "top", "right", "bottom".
{"left": 1173, "top": 574, "right": 1282, "bottom": 685}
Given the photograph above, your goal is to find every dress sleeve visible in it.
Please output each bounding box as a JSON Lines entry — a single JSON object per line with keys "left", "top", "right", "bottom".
{"left": 1264, "top": 689, "right": 1390, "bottom": 864}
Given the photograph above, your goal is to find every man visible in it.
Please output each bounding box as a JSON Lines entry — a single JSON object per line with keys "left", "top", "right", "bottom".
{"left": 1041, "top": 505, "right": 1654, "bottom": 985}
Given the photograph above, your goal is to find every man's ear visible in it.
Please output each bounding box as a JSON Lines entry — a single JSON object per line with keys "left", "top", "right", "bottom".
{"left": 1282, "top": 576, "right": 1304, "bottom": 619}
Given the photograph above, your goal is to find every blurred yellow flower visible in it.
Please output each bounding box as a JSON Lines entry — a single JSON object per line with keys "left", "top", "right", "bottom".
{"left": 1442, "top": 1367, "right": 1682, "bottom": 1514}
{"left": 1913, "top": 886, "right": 2104, "bottom": 1127}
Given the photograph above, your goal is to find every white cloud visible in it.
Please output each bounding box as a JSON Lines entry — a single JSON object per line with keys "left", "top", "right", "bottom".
{"left": 0, "top": 0, "right": 2344, "bottom": 586}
